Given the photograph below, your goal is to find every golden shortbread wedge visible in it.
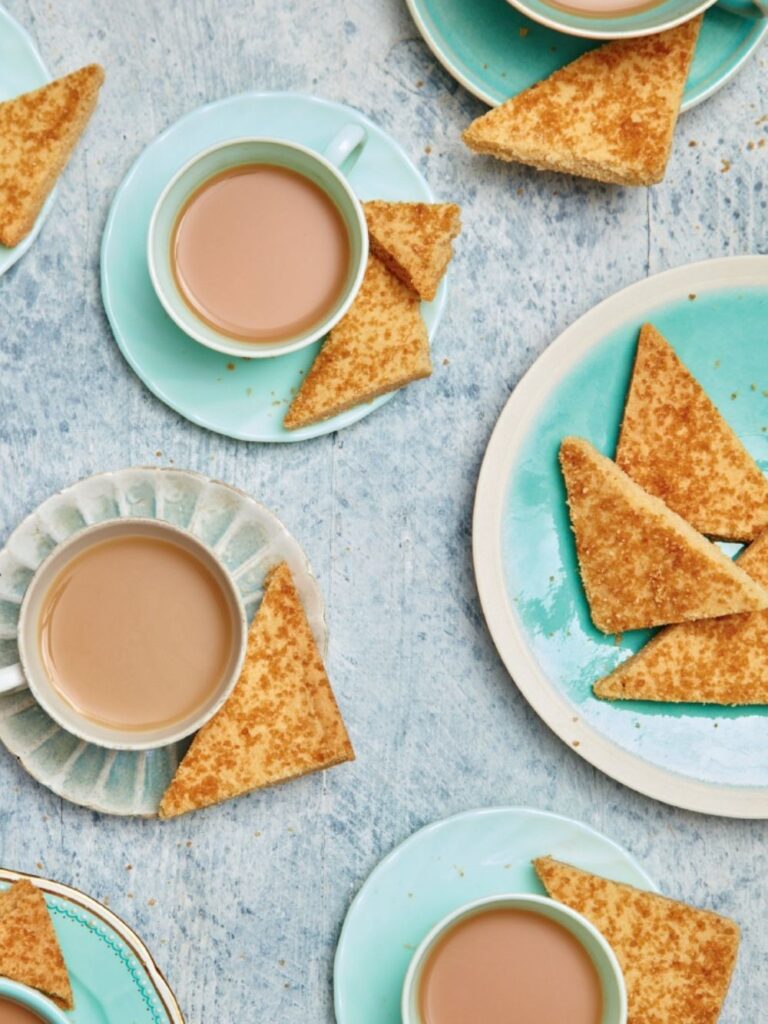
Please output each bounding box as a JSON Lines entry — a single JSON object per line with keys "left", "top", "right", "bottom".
{"left": 559, "top": 437, "right": 768, "bottom": 633}
{"left": 284, "top": 255, "right": 431, "bottom": 429}
{"left": 0, "top": 64, "right": 105, "bottom": 248}
{"left": 462, "top": 18, "right": 701, "bottom": 186}
{"left": 0, "top": 880, "right": 73, "bottom": 1010}
{"left": 363, "top": 200, "right": 461, "bottom": 301}
{"left": 596, "top": 529, "right": 768, "bottom": 704}
{"left": 535, "top": 857, "right": 740, "bottom": 1024}
{"left": 616, "top": 324, "right": 768, "bottom": 542}
{"left": 159, "top": 563, "right": 354, "bottom": 818}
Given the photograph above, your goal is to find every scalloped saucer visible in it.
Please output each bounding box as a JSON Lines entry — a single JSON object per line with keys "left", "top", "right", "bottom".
{"left": 0, "top": 467, "right": 326, "bottom": 816}
{"left": 0, "top": 868, "right": 184, "bottom": 1022}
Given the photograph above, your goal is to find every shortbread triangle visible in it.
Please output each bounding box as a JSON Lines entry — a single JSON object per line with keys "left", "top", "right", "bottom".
{"left": 559, "top": 437, "right": 768, "bottom": 633}
{"left": 284, "top": 255, "right": 431, "bottom": 430}
{"left": 159, "top": 563, "right": 354, "bottom": 818}
{"left": 363, "top": 201, "right": 461, "bottom": 301}
{"left": 0, "top": 880, "right": 73, "bottom": 1010}
{"left": 616, "top": 324, "right": 768, "bottom": 542}
{"left": 596, "top": 529, "right": 768, "bottom": 704}
{"left": 462, "top": 18, "right": 701, "bottom": 186}
{"left": 0, "top": 64, "right": 104, "bottom": 248}
{"left": 534, "top": 857, "right": 739, "bottom": 1024}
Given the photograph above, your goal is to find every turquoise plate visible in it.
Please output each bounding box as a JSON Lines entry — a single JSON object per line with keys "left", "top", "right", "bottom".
{"left": 406, "top": 0, "right": 767, "bottom": 110}
{"left": 101, "top": 92, "right": 446, "bottom": 443}
{"left": 0, "top": 869, "right": 183, "bottom": 1021}
{"left": 0, "top": 466, "right": 326, "bottom": 816}
{"left": 474, "top": 255, "right": 768, "bottom": 818}
{"left": 334, "top": 806, "right": 657, "bottom": 1024}
{"left": 0, "top": 4, "right": 56, "bottom": 275}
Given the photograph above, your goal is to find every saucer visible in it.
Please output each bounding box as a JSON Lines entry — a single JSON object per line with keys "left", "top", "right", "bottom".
{"left": 334, "top": 806, "right": 657, "bottom": 1024}
{"left": 0, "top": 466, "right": 326, "bottom": 816}
{"left": 406, "top": 0, "right": 767, "bottom": 110}
{"left": 473, "top": 255, "right": 768, "bottom": 818}
{"left": 0, "top": 4, "right": 55, "bottom": 276}
{"left": 0, "top": 868, "right": 183, "bottom": 1022}
{"left": 101, "top": 92, "right": 446, "bottom": 443}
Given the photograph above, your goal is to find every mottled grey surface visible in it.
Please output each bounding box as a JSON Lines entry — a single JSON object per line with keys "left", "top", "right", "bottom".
{"left": 0, "top": 1, "right": 766, "bottom": 1021}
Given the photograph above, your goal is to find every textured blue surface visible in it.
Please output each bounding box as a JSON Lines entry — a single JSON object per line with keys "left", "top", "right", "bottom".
{"left": 0, "top": 1, "right": 766, "bottom": 1022}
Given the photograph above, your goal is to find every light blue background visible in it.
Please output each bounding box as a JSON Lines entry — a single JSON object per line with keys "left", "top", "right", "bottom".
{"left": 0, "top": 1, "right": 766, "bottom": 1021}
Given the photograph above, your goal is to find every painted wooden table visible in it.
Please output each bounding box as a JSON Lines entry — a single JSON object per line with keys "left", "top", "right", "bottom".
{"left": 0, "top": 1, "right": 766, "bottom": 1020}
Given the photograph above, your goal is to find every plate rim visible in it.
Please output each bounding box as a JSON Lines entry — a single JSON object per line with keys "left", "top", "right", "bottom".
{"left": 0, "top": 867, "right": 184, "bottom": 1022}
{"left": 100, "top": 89, "right": 445, "bottom": 444}
{"left": 473, "top": 254, "right": 768, "bottom": 819}
{"left": 404, "top": 0, "right": 768, "bottom": 112}
{"left": 0, "top": 3, "right": 57, "bottom": 276}
{"left": 333, "top": 804, "right": 659, "bottom": 1023}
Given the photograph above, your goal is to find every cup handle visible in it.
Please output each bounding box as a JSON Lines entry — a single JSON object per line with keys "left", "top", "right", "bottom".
{"left": 0, "top": 662, "right": 26, "bottom": 695}
{"left": 717, "top": 0, "right": 766, "bottom": 18}
{"left": 322, "top": 124, "right": 367, "bottom": 173}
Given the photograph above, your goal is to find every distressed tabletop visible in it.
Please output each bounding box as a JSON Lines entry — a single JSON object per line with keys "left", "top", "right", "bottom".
{"left": 0, "top": 1, "right": 766, "bottom": 1021}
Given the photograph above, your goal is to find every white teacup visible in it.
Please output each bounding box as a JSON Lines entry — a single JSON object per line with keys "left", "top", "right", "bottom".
{"left": 147, "top": 127, "right": 369, "bottom": 359}
{"left": 401, "top": 894, "right": 627, "bottom": 1024}
{"left": 0, "top": 519, "right": 247, "bottom": 751}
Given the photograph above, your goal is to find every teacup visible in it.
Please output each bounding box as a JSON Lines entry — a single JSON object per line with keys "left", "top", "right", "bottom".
{"left": 0, "top": 979, "right": 70, "bottom": 1024}
{"left": 504, "top": 0, "right": 766, "bottom": 40}
{"left": 147, "top": 127, "right": 369, "bottom": 358}
{"left": 401, "top": 893, "right": 627, "bottom": 1024}
{"left": 0, "top": 519, "right": 247, "bottom": 751}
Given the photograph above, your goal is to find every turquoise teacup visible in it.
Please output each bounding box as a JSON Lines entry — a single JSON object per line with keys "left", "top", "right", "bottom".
{"left": 147, "top": 127, "right": 369, "bottom": 359}
{"left": 505, "top": 0, "right": 766, "bottom": 40}
{"left": 401, "top": 893, "right": 627, "bottom": 1024}
{"left": 0, "top": 979, "right": 70, "bottom": 1023}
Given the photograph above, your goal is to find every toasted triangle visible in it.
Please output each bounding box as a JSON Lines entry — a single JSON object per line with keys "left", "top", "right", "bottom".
{"left": 284, "top": 255, "right": 431, "bottom": 430}
{"left": 559, "top": 437, "right": 768, "bottom": 633}
{"left": 534, "top": 857, "right": 739, "bottom": 1024}
{"left": 363, "top": 201, "right": 461, "bottom": 301}
{"left": 616, "top": 324, "right": 768, "bottom": 542}
{"left": 159, "top": 562, "right": 354, "bottom": 818}
{"left": 596, "top": 530, "right": 768, "bottom": 704}
{"left": 462, "top": 18, "right": 700, "bottom": 186}
{"left": 0, "top": 64, "right": 105, "bottom": 248}
{"left": 0, "top": 880, "right": 73, "bottom": 1010}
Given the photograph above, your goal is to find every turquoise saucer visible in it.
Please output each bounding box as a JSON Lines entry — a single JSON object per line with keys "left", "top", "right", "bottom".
{"left": 406, "top": 0, "right": 767, "bottom": 110}
{"left": 101, "top": 92, "right": 446, "bottom": 443}
{"left": 0, "top": 869, "right": 183, "bottom": 1022}
{"left": 0, "top": 5, "right": 56, "bottom": 275}
{"left": 474, "top": 256, "right": 768, "bottom": 818}
{"left": 334, "top": 806, "right": 657, "bottom": 1024}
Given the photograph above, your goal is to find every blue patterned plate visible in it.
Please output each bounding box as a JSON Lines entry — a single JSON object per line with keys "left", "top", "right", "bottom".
{"left": 0, "top": 4, "right": 56, "bottom": 275}
{"left": 474, "top": 255, "right": 768, "bottom": 818}
{"left": 0, "top": 466, "right": 326, "bottom": 816}
{"left": 406, "top": 0, "right": 767, "bottom": 111}
{"left": 334, "top": 806, "right": 657, "bottom": 1024}
{"left": 0, "top": 869, "right": 183, "bottom": 1022}
{"left": 101, "top": 92, "right": 447, "bottom": 443}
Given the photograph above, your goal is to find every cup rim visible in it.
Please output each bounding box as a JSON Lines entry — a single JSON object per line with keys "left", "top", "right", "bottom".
{"left": 146, "top": 134, "right": 369, "bottom": 359}
{"left": 0, "top": 978, "right": 70, "bottom": 1023}
{"left": 502, "top": 0, "right": 716, "bottom": 39}
{"left": 400, "top": 892, "right": 628, "bottom": 1024}
{"left": 16, "top": 517, "right": 248, "bottom": 752}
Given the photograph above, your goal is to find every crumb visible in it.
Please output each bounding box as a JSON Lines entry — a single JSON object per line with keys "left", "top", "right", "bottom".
{"left": 688, "top": 140, "right": 697, "bottom": 147}
{"left": 407, "top": 892, "right": 414, "bottom": 898}
{"left": 751, "top": 383, "right": 757, "bottom": 391}
{"left": 714, "top": 360, "right": 721, "bottom": 368}
{"left": 416, "top": 79, "right": 424, "bottom": 88}
{"left": 254, "top": 831, "right": 261, "bottom": 837}
{"left": 155, "top": 450, "right": 162, "bottom": 457}
{"left": 516, "top": 187, "right": 525, "bottom": 197}
{"left": 519, "top": 26, "right": 529, "bottom": 36}
{"left": 272, "top": 400, "right": 281, "bottom": 407}
{"left": 453, "top": 865, "right": 465, "bottom": 878}
{"left": 572, "top": 740, "right": 580, "bottom": 748}
{"left": 760, "top": 140, "right": 767, "bottom": 150}
{"left": 127, "top": 892, "right": 134, "bottom": 899}
{"left": 756, "top": 114, "right": 768, "bottom": 126}
{"left": 720, "top": 159, "right": 731, "bottom": 173}
{"left": 186, "top": 840, "right": 192, "bottom": 848}
{"left": 731, "top": 392, "right": 738, "bottom": 400}
{"left": 246, "top": 387, "right": 253, "bottom": 396}
{"left": 125, "top": 864, "right": 133, "bottom": 871}
{"left": 482, "top": 63, "right": 488, "bottom": 69}
{"left": 614, "top": 633, "right": 623, "bottom": 645}
{"left": 688, "top": 293, "right": 696, "bottom": 301}
{"left": 748, "top": 142, "right": 755, "bottom": 151}
{"left": 147, "top": 898, "right": 156, "bottom": 907}
{"left": 442, "top": 357, "right": 450, "bottom": 366}
{"left": 226, "top": 363, "right": 235, "bottom": 371}
{"left": 102, "top": 897, "right": 110, "bottom": 906}
{"left": 278, "top": 959, "right": 285, "bottom": 967}
{"left": 424, "top": 145, "right": 432, "bottom": 155}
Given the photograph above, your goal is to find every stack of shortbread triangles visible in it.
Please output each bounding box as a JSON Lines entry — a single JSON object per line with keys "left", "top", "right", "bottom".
{"left": 284, "top": 201, "right": 461, "bottom": 429}
{"left": 560, "top": 324, "right": 768, "bottom": 704}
